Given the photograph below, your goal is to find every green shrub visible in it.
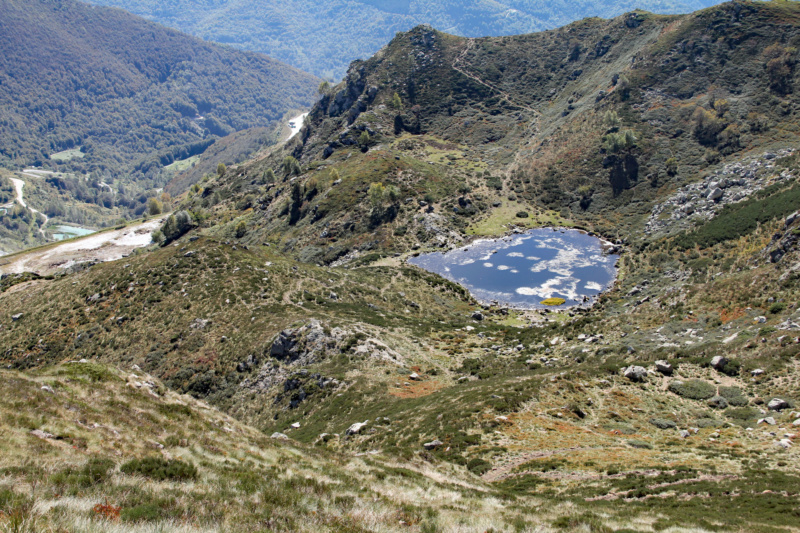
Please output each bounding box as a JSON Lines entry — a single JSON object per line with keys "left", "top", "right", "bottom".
{"left": 649, "top": 418, "right": 677, "bottom": 430}
{"left": 51, "top": 457, "right": 115, "bottom": 490}
{"left": 694, "top": 417, "right": 722, "bottom": 428}
{"left": 466, "top": 458, "right": 492, "bottom": 476}
{"left": 515, "top": 211, "right": 529, "bottom": 218}
{"left": 121, "top": 503, "right": 163, "bottom": 522}
{"left": 668, "top": 379, "right": 715, "bottom": 400}
{"left": 627, "top": 439, "right": 653, "bottom": 449}
{"left": 770, "top": 302, "right": 787, "bottom": 314}
{"left": 719, "top": 386, "right": 749, "bottom": 406}
{"left": 674, "top": 182, "right": 800, "bottom": 249}
{"left": 120, "top": 457, "right": 197, "bottom": 482}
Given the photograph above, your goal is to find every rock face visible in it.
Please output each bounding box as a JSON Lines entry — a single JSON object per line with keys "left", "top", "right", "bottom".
{"left": 768, "top": 398, "right": 790, "bottom": 411}
{"left": 270, "top": 330, "right": 300, "bottom": 361}
{"left": 623, "top": 366, "right": 647, "bottom": 382}
{"left": 655, "top": 360, "right": 673, "bottom": 375}
{"left": 346, "top": 421, "right": 368, "bottom": 435}
{"left": 646, "top": 149, "right": 797, "bottom": 236}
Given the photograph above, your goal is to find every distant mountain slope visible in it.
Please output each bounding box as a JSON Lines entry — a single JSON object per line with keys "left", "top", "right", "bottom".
{"left": 0, "top": 0, "right": 319, "bottom": 181}
{"left": 83, "top": 0, "right": 723, "bottom": 79}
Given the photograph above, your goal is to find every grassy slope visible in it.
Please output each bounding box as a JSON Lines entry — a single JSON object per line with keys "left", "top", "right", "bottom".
{"left": 2, "top": 2, "right": 800, "bottom": 531}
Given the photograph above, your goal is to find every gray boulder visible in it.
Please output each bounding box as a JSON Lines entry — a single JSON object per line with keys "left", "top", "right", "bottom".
{"left": 270, "top": 432, "right": 289, "bottom": 440}
{"left": 708, "top": 395, "right": 729, "bottom": 409}
{"left": 270, "top": 330, "right": 298, "bottom": 360}
{"left": 711, "top": 356, "right": 728, "bottom": 370}
{"left": 655, "top": 360, "right": 673, "bottom": 375}
{"left": 346, "top": 421, "right": 369, "bottom": 435}
{"left": 423, "top": 439, "right": 443, "bottom": 450}
{"left": 471, "top": 311, "right": 484, "bottom": 321}
{"left": 623, "top": 366, "right": 647, "bottom": 382}
{"left": 768, "top": 398, "right": 790, "bottom": 411}
{"left": 679, "top": 430, "right": 691, "bottom": 438}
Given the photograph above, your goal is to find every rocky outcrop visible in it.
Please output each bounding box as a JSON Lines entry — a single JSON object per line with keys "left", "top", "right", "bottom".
{"left": 646, "top": 150, "right": 796, "bottom": 235}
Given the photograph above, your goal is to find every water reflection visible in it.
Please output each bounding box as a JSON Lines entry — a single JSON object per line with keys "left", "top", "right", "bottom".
{"left": 408, "top": 228, "right": 619, "bottom": 309}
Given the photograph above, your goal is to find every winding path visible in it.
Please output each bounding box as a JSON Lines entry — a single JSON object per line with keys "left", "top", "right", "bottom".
{"left": 10, "top": 176, "right": 48, "bottom": 236}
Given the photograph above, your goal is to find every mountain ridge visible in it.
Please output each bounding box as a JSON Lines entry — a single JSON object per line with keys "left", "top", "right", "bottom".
{"left": 84, "top": 0, "right": 725, "bottom": 79}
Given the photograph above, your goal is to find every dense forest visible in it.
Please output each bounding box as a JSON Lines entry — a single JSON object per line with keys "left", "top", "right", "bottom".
{"left": 0, "top": 0, "right": 320, "bottom": 182}
{"left": 84, "top": 0, "right": 723, "bottom": 78}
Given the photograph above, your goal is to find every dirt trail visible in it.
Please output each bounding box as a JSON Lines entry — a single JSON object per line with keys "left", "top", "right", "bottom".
{"left": 482, "top": 446, "right": 602, "bottom": 482}
{"left": 9, "top": 176, "right": 48, "bottom": 236}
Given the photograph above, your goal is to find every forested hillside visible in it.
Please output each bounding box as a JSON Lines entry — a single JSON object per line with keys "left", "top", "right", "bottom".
{"left": 84, "top": 0, "right": 723, "bottom": 79}
{"left": 0, "top": 0, "right": 319, "bottom": 182}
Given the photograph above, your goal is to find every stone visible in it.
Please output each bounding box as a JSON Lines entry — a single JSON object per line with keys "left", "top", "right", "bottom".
{"left": 408, "top": 373, "right": 421, "bottom": 381}
{"left": 793, "top": 419, "right": 800, "bottom": 426}
{"left": 708, "top": 187, "right": 724, "bottom": 201}
{"left": 40, "top": 385, "right": 54, "bottom": 394}
{"left": 755, "top": 316, "right": 767, "bottom": 324}
{"left": 471, "top": 311, "right": 484, "bottom": 321}
{"left": 768, "top": 398, "right": 790, "bottom": 411}
{"left": 423, "top": 439, "right": 443, "bottom": 450}
{"left": 290, "top": 422, "right": 301, "bottom": 429}
{"left": 623, "top": 366, "right": 647, "bottom": 382}
{"left": 777, "top": 439, "right": 792, "bottom": 449}
{"left": 30, "top": 429, "right": 55, "bottom": 440}
{"left": 679, "top": 430, "right": 690, "bottom": 438}
{"left": 270, "top": 330, "right": 298, "bottom": 360}
{"left": 271, "top": 432, "right": 289, "bottom": 440}
{"left": 190, "top": 318, "right": 210, "bottom": 330}
{"left": 751, "top": 369, "right": 765, "bottom": 377}
{"left": 759, "top": 417, "right": 777, "bottom": 425}
{"left": 11, "top": 313, "right": 23, "bottom": 321}
{"left": 708, "top": 395, "right": 729, "bottom": 409}
{"left": 346, "top": 421, "right": 368, "bottom": 435}
{"left": 711, "top": 356, "right": 728, "bottom": 370}
{"left": 655, "top": 360, "right": 673, "bottom": 375}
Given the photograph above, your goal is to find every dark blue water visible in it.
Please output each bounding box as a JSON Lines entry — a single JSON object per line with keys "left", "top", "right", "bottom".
{"left": 408, "top": 228, "right": 619, "bottom": 309}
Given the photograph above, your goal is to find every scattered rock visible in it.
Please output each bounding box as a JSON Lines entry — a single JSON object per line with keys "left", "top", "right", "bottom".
{"left": 623, "top": 366, "right": 647, "bottom": 382}
{"left": 768, "top": 398, "right": 790, "bottom": 411}
{"left": 755, "top": 316, "right": 767, "bottom": 324}
{"left": 777, "top": 439, "right": 792, "bottom": 449}
{"left": 679, "top": 430, "right": 691, "bottom": 439}
{"left": 751, "top": 369, "right": 765, "bottom": 377}
{"left": 471, "top": 311, "right": 484, "bottom": 321}
{"left": 423, "top": 439, "right": 443, "bottom": 450}
{"left": 11, "top": 313, "right": 23, "bottom": 321}
{"left": 40, "top": 385, "right": 54, "bottom": 394}
{"left": 711, "top": 355, "right": 728, "bottom": 370}
{"left": 655, "top": 360, "right": 673, "bottom": 375}
{"left": 708, "top": 395, "right": 729, "bottom": 409}
{"left": 290, "top": 422, "right": 301, "bottom": 429}
{"left": 30, "top": 429, "right": 55, "bottom": 440}
{"left": 346, "top": 421, "right": 368, "bottom": 435}
{"left": 270, "top": 432, "right": 289, "bottom": 440}
{"left": 759, "top": 417, "right": 777, "bottom": 425}
{"left": 793, "top": 419, "right": 800, "bottom": 426}
{"left": 190, "top": 318, "right": 210, "bottom": 330}
{"left": 408, "top": 372, "right": 421, "bottom": 381}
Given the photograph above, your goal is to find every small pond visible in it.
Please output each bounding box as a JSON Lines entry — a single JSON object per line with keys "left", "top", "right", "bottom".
{"left": 52, "top": 225, "right": 96, "bottom": 241}
{"left": 408, "top": 228, "right": 619, "bottom": 309}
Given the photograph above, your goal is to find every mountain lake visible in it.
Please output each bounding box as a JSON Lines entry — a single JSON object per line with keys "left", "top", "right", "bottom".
{"left": 408, "top": 228, "right": 619, "bottom": 309}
